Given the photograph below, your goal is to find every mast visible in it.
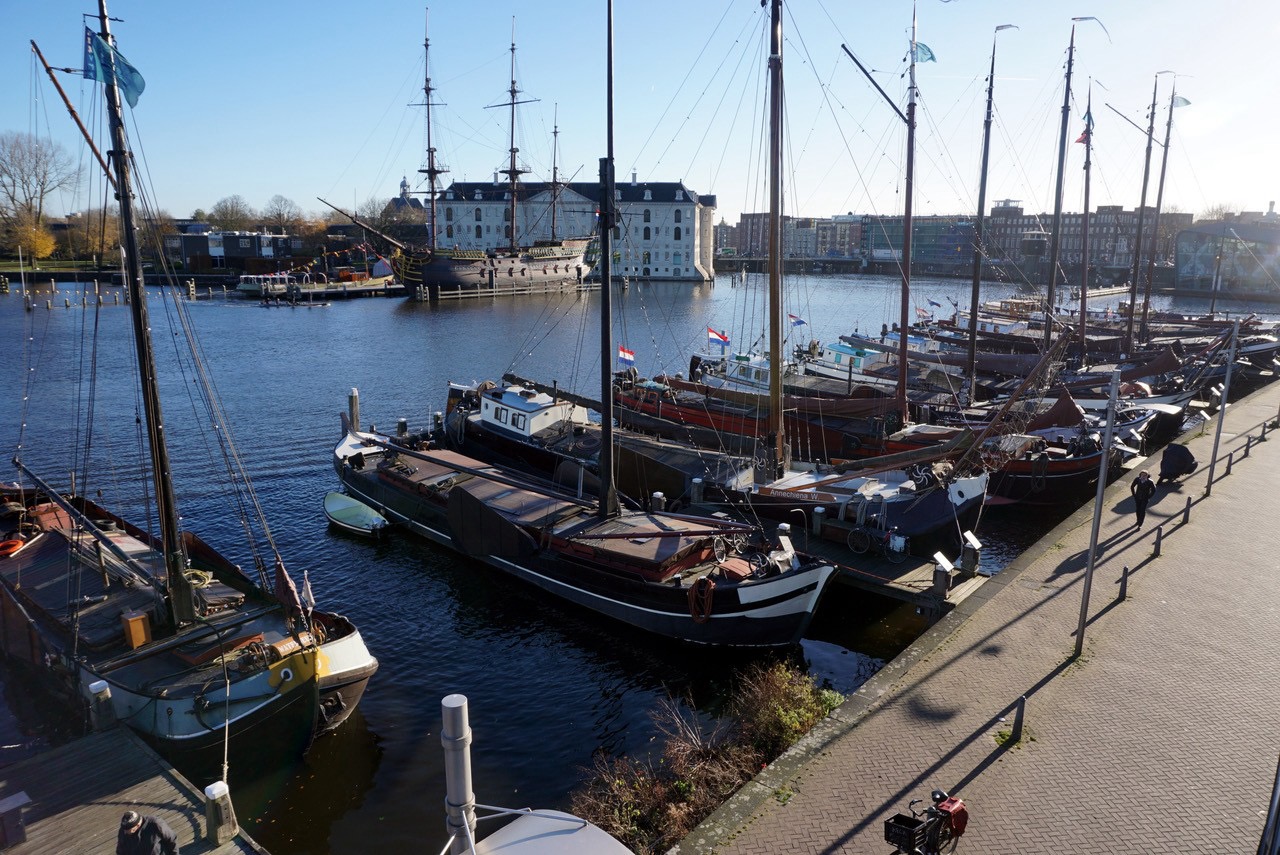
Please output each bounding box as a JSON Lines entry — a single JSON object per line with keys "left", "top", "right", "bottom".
{"left": 966, "top": 25, "right": 1014, "bottom": 403}
{"left": 1140, "top": 79, "right": 1178, "bottom": 341}
{"left": 1124, "top": 74, "right": 1159, "bottom": 352}
{"left": 551, "top": 109, "right": 559, "bottom": 240}
{"left": 596, "top": 0, "right": 618, "bottom": 518}
{"left": 765, "top": 0, "right": 786, "bottom": 477}
{"left": 1078, "top": 86, "right": 1094, "bottom": 362}
{"left": 897, "top": 5, "right": 919, "bottom": 424}
{"left": 416, "top": 8, "right": 448, "bottom": 251}
{"left": 1044, "top": 24, "right": 1076, "bottom": 349}
{"left": 498, "top": 22, "right": 532, "bottom": 253}
{"left": 95, "top": 0, "right": 195, "bottom": 626}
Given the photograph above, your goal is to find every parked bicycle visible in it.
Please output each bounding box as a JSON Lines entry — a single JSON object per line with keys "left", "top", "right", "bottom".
{"left": 884, "top": 789, "right": 968, "bottom": 854}
{"left": 846, "top": 524, "right": 910, "bottom": 564}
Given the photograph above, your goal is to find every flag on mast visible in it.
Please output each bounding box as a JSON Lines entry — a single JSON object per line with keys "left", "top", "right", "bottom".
{"left": 83, "top": 27, "right": 146, "bottom": 108}
{"left": 617, "top": 345, "right": 636, "bottom": 365}
{"left": 787, "top": 313, "right": 807, "bottom": 327}
{"left": 707, "top": 327, "right": 730, "bottom": 346}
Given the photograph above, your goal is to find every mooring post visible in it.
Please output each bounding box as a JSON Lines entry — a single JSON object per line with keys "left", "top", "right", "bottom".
{"left": 204, "top": 781, "right": 239, "bottom": 845}
{"left": 1182, "top": 496, "right": 1192, "bottom": 524}
{"left": 441, "top": 694, "right": 477, "bottom": 855}
{"left": 1011, "top": 695, "right": 1026, "bottom": 744}
{"left": 1226, "top": 452, "right": 1234, "bottom": 476}
{"left": 1245, "top": 435, "right": 1253, "bottom": 458}
{"left": 1119, "top": 564, "right": 1130, "bottom": 601}
{"left": 1153, "top": 526, "right": 1162, "bottom": 558}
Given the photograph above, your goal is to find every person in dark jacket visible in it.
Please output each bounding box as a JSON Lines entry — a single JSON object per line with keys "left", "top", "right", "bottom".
{"left": 117, "top": 810, "right": 179, "bottom": 855}
{"left": 1131, "top": 471, "right": 1157, "bottom": 528}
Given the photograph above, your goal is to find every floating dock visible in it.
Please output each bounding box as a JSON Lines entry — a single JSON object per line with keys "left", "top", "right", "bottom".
{"left": 0, "top": 728, "right": 264, "bottom": 854}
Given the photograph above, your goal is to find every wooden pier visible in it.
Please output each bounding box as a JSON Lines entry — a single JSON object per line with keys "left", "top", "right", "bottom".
{"left": 0, "top": 728, "right": 264, "bottom": 854}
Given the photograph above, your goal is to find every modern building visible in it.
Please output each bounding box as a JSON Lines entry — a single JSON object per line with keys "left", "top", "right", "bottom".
{"left": 1175, "top": 204, "right": 1280, "bottom": 295}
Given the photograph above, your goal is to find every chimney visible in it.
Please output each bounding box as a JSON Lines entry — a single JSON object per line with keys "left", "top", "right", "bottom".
{"left": 631, "top": 170, "right": 637, "bottom": 186}
{"left": 493, "top": 171, "right": 499, "bottom": 186}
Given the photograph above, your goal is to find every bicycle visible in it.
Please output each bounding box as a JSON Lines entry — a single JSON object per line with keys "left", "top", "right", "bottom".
{"left": 846, "top": 524, "right": 910, "bottom": 564}
{"left": 884, "top": 789, "right": 967, "bottom": 854}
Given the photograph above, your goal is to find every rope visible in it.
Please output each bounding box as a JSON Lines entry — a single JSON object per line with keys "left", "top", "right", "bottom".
{"left": 688, "top": 575, "right": 715, "bottom": 623}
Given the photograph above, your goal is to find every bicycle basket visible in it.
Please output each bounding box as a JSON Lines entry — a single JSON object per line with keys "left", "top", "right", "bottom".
{"left": 884, "top": 813, "right": 927, "bottom": 848}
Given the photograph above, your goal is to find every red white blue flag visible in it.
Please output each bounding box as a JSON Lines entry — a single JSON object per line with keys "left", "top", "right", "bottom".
{"left": 617, "top": 345, "right": 636, "bottom": 365}
{"left": 707, "top": 327, "right": 730, "bottom": 345}
{"left": 788, "top": 313, "right": 807, "bottom": 327}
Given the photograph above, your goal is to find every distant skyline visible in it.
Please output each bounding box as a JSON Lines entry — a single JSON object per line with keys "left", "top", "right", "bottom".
{"left": 4, "top": 1, "right": 1274, "bottom": 227}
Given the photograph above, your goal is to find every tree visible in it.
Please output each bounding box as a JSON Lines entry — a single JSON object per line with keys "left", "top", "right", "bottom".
{"left": 1198, "top": 203, "right": 1236, "bottom": 223}
{"left": 7, "top": 212, "right": 56, "bottom": 260}
{"left": 56, "top": 207, "right": 121, "bottom": 260}
{"left": 261, "top": 194, "right": 303, "bottom": 234}
{"left": 0, "top": 132, "right": 79, "bottom": 233}
{"left": 208, "top": 195, "right": 256, "bottom": 231}
{"left": 191, "top": 208, "right": 207, "bottom": 222}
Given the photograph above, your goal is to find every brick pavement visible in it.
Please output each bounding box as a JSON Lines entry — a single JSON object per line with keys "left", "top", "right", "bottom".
{"left": 675, "top": 380, "right": 1280, "bottom": 854}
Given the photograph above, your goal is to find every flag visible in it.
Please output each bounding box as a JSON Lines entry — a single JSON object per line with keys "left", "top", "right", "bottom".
{"left": 916, "top": 306, "right": 931, "bottom": 318}
{"left": 1074, "top": 109, "right": 1094, "bottom": 144}
{"left": 273, "top": 557, "right": 304, "bottom": 622}
{"left": 83, "top": 27, "right": 146, "bottom": 108}
{"left": 912, "top": 43, "right": 936, "bottom": 63}
{"left": 300, "top": 569, "right": 316, "bottom": 615}
{"left": 788, "top": 313, "right": 807, "bottom": 327}
{"left": 617, "top": 344, "right": 636, "bottom": 365}
{"left": 927, "top": 299, "right": 942, "bottom": 308}
{"left": 708, "top": 327, "right": 730, "bottom": 346}
{"left": 1172, "top": 95, "right": 1191, "bottom": 108}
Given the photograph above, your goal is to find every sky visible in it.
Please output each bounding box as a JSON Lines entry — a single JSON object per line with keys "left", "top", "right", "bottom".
{"left": 3, "top": 0, "right": 1275, "bottom": 227}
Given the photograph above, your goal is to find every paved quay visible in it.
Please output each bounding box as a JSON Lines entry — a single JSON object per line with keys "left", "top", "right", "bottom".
{"left": 676, "top": 379, "right": 1280, "bottom": 854}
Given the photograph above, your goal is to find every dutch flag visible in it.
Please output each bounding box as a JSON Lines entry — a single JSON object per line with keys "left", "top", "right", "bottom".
{"left": 617, "top": 345, "right": 636, "bottom": 365}
{"left": 707, "top": 327, "right": 730, "bottom": 346}
{"left": 788, "top": 313, "right": 807, "bottom": 327}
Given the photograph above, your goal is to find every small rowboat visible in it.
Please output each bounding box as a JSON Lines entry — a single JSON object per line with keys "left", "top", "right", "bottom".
{"left": 323, "top": 491, "right": 389, "bottom": 538}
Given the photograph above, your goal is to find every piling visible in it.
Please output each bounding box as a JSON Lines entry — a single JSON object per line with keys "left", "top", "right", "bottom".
{"left": 203, "top": 781, "right": 239, "bottom": 844}
{"left": 691, "top": 478, "right": 704, "bottom": 504}
{"left": 88, "top": 680, "right": 116, "bottom": 730}
{"left": 441, "top": 694, "right": 477, "bottom": 855}
{"left": 812, "top": 506, "right": 826, "bottom": 536}
{"left": 651, "top": 492, "right": 666, "bottom": 512}
{"left": 348, "top": 388, "right": 361, "bottom": 432}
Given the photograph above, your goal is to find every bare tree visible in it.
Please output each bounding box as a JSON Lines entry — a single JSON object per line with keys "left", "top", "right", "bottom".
{"left": 0, "top": 131, "right": 79, "bottom": 232}
{"left": 1198, "top": 203, "right": 1236, "bottom": 223}
{"left": 261, "top": 194, "right": 303, "bottom": 234}
{"left": 208, "top": 195, "right": 256, "bottom": 231}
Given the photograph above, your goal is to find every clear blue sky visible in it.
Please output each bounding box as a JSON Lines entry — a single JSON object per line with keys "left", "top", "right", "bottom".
{"left": 4, "top": 1, "right": 1274, "bottom": 226}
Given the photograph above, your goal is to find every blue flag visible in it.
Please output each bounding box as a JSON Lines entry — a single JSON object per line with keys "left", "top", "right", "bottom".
{"left": 83, "top": 27, "right": 145, "bottom": 108}
{"left": 928, "top": 299, "right": 942, "bottom": 308}
{"left": 912, "top": 43, "right": 936, "bottom": 63}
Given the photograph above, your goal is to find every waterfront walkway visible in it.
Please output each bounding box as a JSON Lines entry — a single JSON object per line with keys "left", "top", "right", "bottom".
{"left": 676, "top": 379, "right": 1280, "bottom": 853}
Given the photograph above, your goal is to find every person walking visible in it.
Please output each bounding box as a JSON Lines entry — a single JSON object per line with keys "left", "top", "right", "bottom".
{"left": 117, "top": 810, "right": 179, "bottom": 855}
{"left": 1131, "top": 471, "right": 1156, "bottom": 528}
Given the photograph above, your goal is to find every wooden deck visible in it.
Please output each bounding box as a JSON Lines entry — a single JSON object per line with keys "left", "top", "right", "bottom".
{"left": 0, "top": 728, "right": 264, "bottom": 854}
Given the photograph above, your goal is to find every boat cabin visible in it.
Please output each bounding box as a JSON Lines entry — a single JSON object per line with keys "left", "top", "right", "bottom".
{"left": 479, "top": 385, "right": 589, "bottom": 439}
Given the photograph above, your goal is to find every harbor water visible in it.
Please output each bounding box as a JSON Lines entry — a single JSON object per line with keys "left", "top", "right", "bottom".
{"left": 0, "top": 273, "right": 1270, "bottom": 853}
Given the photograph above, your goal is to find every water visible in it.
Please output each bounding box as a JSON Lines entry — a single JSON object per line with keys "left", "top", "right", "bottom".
{"left": 0, "top": 274, "right": 1272, "bottom": 853}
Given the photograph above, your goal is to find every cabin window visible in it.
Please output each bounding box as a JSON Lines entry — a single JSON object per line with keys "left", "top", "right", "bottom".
{"left": 673, "top": 227, "right": 682, "bottom": 241}
{"left": 474, "top": 208, "right": 482, "bottom": 222}
{"left": 834, "top": 353, "right": 843, "bottom": 364}
{"left": 674, "top": 210, "right": 682, "bottom": 223}
{"left": 445, "top": 207, "right": 453, "bottom": 222}
{"left": 495, "top": 407, "right": 509, "bottom": 425}
{"left": 643, "top": 227, "right": 651, "bottom": 241}
{"left": 643, "top": 209, "right": 651, "bottom": 223}
{"left": 512, "top": 413, "right": 527, "bottom": 431}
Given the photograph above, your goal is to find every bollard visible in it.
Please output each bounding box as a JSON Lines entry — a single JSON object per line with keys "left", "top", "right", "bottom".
{"left": 204, "top": 781, "right": 239, "bottom": 844}
{"left": 691, "top": 477, "right": 704, "bottom": 504}
{"left": 1245, "top": 436, "right": 1253, "bottom": 458}
{"left": 1010, "top": 695, "right": 1026, "bottom": 744}
{"left": 1226, "top": 452, "right": 1234, "bottom": 476}
{"left": 651, "top": 491, "right": 666, "bottom": 512}
{"left": 1182, "top": 496, "right": 1191, "bottom": 525}
{"left": 1262, "top": 422, "right": 1269, "bottom": 441}
{"left": 1119, "top": 564, "right": 1130, "bottom": 601}
{"left": 88, "top": 680, "right": 116, "bottom": 730}
{"left": 441, "top": 695, "right": 477, "bottom": 855}
{"left": 45, "top": 300, "right": 51, "bottom": 310}
{"left": 812, "top": 506, "right": 826, "bottom": 536}
{"left": 348, "top": 388, "right": 361, "bottom": 433}
{"left": 64, "top": 298, "right": 70, "bottom": 308}
{"left": 1153, "top": 526, "right": 1162, "bottom": 558}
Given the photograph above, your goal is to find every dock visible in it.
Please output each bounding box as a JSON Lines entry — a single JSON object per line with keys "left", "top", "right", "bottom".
{"left": 0, "top": 728, "right": 264, "bottom": 854}
{"left": 676, "top": 375, "right": 1280, "bottom": 853}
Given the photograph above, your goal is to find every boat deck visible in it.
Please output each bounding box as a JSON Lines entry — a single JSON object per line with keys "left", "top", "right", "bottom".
{"left": 0, "top": 728, "right": 263, "bottom": 853}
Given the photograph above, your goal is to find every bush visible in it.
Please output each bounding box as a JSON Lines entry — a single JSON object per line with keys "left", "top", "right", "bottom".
{"left": 571, "top": 662, "right": 843, "bottom": 853}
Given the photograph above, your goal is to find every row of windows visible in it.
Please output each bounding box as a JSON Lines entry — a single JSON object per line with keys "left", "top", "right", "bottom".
{"left": 444, "top": 207, "right": 690, "bottom": 224}
{"left": 489, "top": 405, "right": 528, "bottom": 432}
{"left": 611, "top": 226, "right": 684, "bottom": 241}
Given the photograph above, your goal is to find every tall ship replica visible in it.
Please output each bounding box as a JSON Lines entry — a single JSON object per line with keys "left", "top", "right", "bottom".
{"left": 326, "top": 19, "right": 593, "bottom": 297}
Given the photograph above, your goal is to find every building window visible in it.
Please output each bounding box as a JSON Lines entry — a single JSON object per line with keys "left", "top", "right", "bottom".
{"left": 674, "top": 227, "right": 682, "bottom": 241}
{"left": 674, "top": 252, "right": 682, "bottom": 267}
{"left": 475, "top": 225, "right": 483, "bottom": 239}
{"left": 674, "top": 210, "right": 682, "bottom": 223}
{"left": 612, "top": 226, "right": 621, "bottom": 240}
{"left": 643, "top": 251, "right": 651, "bottom": 264}
{"left": 643, "top": 209, "right": 651, "bottom": 223}
{"left": 445, "top": 207, "right": 454, "bottom": 222}
{"left": 503, "top": 208, "right": 511, "bottom": 222}
{"left": 643, "top": 189, "right": 652, "bottom": 201}
{"left": 474, "top": 207, "right": 482, "bottom": 222}
{"left": 446, "top": 225, "right": 454, "bottom": 239}
{"left": 643, "top": 227, "right": 651, "bottom": 241}
{"left": 505, "top": 226, "right": 511, "bottom": 239}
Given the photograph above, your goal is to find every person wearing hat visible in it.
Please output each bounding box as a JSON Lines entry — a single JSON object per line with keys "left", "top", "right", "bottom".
{"left": 117, "top": 810, "right": 179, "bottom": 855}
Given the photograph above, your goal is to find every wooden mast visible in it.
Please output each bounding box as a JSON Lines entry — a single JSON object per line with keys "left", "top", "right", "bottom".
{"left": 498, "top": 22, "right": 532, "bottom": 253}
{"left": 1124, "top": 74, "right": 1160, "bottom": 352}
{"left": 1079, "top": 86, "right": 1094, "bottom": 362}
{"left": 596, "top": 0, "right": 619, "bottom": 518}
{"left": 897, "top": 4, "right": 919, "bottom": 426}
{"left": 417, "top": 8, "right": 447, "bottom": 251}
{"left": 765, "top": 0, "right": 786, "bottom": 478}
{"left": 1044, "top": 23, "right": 1077, "bottom": 349}
{"left": 95, "top": 0, "right": 195, "bottom": 626}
